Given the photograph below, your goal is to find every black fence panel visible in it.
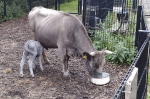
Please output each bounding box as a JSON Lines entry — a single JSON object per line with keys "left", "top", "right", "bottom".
{"left": 29, "top": 0, "right": 56, "bottom": 10}
{"left": 0, "top": 0, "right": 82, "bottom": 23}
{"left": 136, "top": 36, "right": 149, "bottom": 99}
{"left": 112, "top": 32, "right": 149, "bottom": 99}
{"left": 0, "top": 0, "right": 30, "bottom": 23}
{"left": 113, "top": 5, "right": 149, "bottom": 99}
{"left": 107, "top": 0, "right": 114, "bottom": 11}
{"left": 83, "top": 0, "right": 138, "bottom": 51}
{"left": 135, "top": 7, "right": 149, "bottom": 98}
{"left": 113, "top": 0, "right": 125, "bottom": 7}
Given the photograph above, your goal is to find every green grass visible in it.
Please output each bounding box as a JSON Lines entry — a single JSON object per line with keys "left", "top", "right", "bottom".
{"left": 147, "top": 67, "right": 150, "bottom": 99}
{"left": 148, "top": 73, "right": 150, "bottom": 85}
{"left": 59, "top": 0, "right": 78, "bottom": 13}
{"left": 147, "top": 92, "right": 150, "bottom": 99}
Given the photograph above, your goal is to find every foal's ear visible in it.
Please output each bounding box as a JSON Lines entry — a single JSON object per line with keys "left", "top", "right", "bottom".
{"left": 83, "top": 52, "right": 92, "bottom": 60}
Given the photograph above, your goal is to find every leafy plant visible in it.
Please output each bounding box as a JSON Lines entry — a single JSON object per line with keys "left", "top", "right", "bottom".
{"left": 105, "top": 42, "right": 136, "bottom": 65}
{"left": 92, "top": 31, "right": 137, "bottom": 65}
{"left": 89, "top": 10, "right": 137, "bottom": 65}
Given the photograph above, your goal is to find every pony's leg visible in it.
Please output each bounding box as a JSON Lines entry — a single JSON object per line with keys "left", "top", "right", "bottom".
{"left": 63, "top": 55, "right": 70, "bottom": 77}
{"left": 58, "top": 46, "right": 70, "bottom": 77}
{"left": 42, "top": 50, "right": 50, "bottom": 64}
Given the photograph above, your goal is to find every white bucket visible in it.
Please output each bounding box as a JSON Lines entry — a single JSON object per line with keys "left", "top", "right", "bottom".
{"left": 91, "top": 72, "right": 110, "bottom": 85}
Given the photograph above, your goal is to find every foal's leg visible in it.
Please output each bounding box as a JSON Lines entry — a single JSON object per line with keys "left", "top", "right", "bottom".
{"left": 28, "top": 54, "right": 36, "bottom": 77}
{"left": 38, "top": 55, "right": 44, "bottom": 71}
{"left": 32, "top": 57, "right": 36, "bottom": 70}
{"left": 20, "top": 51, "right": 28, "bottom": 77}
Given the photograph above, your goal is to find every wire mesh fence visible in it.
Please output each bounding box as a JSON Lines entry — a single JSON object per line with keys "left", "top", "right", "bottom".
{"left": 0, "top": 0, "right": 149, "bottom": 99}
{"left": 0, "top": 0, "right": 81, "bottom": 23}
{"left": 83, "top": 0, "right": 139, "bottom": 51}
{"left": 113, "top": 5, "right": 149, "bottom": 99}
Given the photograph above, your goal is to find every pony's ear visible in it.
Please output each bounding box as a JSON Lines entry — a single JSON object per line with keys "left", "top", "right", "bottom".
{"left": 104, "top": 50, "right": 113, "bottom": 54}
{"left": 97, "top": 49, "right": 113, "bottom": 55}
{"left": 99, "top": 48, "right": 113, "bottom": 54}
{"left": 83, "top": 52, "right": 92, "bottom": 60}
{"left": 102, "top": 47, "right": 107, "bottom": 50}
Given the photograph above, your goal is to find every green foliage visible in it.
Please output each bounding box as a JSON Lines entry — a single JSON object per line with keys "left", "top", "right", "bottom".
{"left": 59, "top": 0, "right": 78, "bottom": 13}
{"left": 105, "top": 42, "right": 136, "bottom": 65}
{"left": 59, "top": 0, "right": 76, "bottom": 3}
{"left": 91, "top": 30, "right": 136, "bottom": 65}
{"left": 147, "top": 92, "right": 150, "bottom": 99}
{"left": 0, "top": 0, "right": 78, "bottom": 23}
{"left": 6, "top": 2, "right": 25, "bottom": 20}
{"left": 90, "top": 10, "right": 137, "bottom": 65}
{"left": 0, "top": 0, "right": 28, "bottom": 23}
{"left": 13, "top": 0, "right": 29, "bottom": 12}
{"left": 148, "top": 73, "right": 150, "bottom": 85}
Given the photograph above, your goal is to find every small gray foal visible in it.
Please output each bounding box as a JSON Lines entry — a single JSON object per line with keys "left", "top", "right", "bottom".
{"left": 20, "top": 40, "right": 44, "bottom": 77}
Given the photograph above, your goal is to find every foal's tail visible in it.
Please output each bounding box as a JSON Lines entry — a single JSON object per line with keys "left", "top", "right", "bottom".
{"left": 24, "top": 40, "right": 37, "bottom": 56}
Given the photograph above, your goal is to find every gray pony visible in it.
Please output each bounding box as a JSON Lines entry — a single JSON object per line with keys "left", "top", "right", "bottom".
{"left": 20, "top": 40, "right": 44, "bottom": 77}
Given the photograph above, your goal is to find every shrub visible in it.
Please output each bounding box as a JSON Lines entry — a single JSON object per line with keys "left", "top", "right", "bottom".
{"left": 91, "top": 30, "right": 136, "bottom": 65}
{"left": 90, "top": 10, "right": 137, "bottom": 65}
{"left": 105, "top": 42, "right": 136, "bottom": 65}
{"left": 6, "top": 2, "right": 25, "bottom": 20}
{"left": 0, "top": 0, "right": 28, "bottom": 23}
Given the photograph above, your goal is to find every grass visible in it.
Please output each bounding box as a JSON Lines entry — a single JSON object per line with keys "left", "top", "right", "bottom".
{"left": 59, "top": 0, "right": 78, "bottom": 13}
{"left": 147, "top": 72, "right": 150, "bottom": 99}
{"left": 147, "top": 93, "right": 150, "bottom": 99}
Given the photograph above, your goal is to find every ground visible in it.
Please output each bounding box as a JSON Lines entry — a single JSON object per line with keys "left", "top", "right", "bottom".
{"left": 0, "top": 16, "right": 129, "bottom": 99}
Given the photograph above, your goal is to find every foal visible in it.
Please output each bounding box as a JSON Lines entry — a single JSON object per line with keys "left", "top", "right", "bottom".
{"left": 20, "top": 40, "right": 44, "bottom": 77}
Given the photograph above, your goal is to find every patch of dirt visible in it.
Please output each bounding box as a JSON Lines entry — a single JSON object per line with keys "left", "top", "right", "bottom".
{"left": 0, "top": 16, "right": 129, "bottom": 99}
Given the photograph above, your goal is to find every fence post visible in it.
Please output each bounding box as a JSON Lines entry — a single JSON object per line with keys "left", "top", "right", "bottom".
{"left": 46, "top": 0, "right": 49, "bottom": 8}
{"left": 29, "top": 0, "right": 32, "bottom": 11}
{"left": 78, "top": 0, "right": 82, "bottom": 14}
{"left": 132, "top": 0, "right": 137, "bottom": 11}
{"left": 135, "top": 6, "right": 142, "bottom": 49}
{"left": 82, "top": 0, "right": 86, "bottom": 25}
{"left": 55, "top": 0, "right": 60, "bottom": 10}
{"left": 3, "top": 0, "right": 6, "bottom": 21}
{"left": 55, "top": 0, "right": 57, "bottom": 10}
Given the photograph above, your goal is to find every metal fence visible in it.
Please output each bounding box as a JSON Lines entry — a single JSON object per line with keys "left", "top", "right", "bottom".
{"left": 0, "top": 1, "right": 149, "bottom": 99}
{"left": 0, "top": 0, "right": 82, "bottom": 23}
{"left": 82, "top": 0, "right": 139, "bottom": 51}
{"left": 29, "top": 0, "right": 82, "bottom": 14}
{"left": 113, "top": 5, "right": 149, "bottom": 99}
